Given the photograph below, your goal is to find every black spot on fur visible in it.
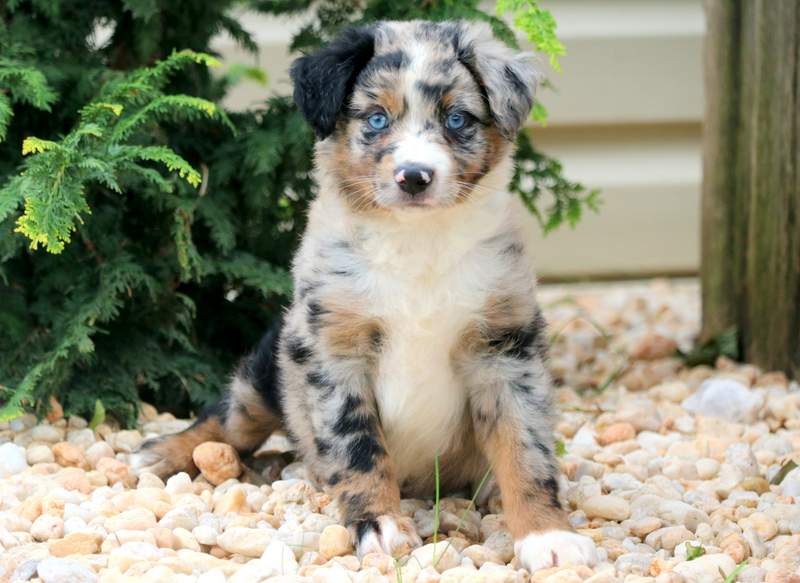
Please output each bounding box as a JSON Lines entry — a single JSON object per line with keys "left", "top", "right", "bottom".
{"left": 347, "top": 434, "right": 384, "bottom": 472}
{"left": 503, "top": 242, "right": 524, "bottom": 256}
{"left": 488, "top": 311, "right": 548, "bottom": 360}
{"left": 333, "top": 394, "right": 373, "bottom": 435}
{"left": 416, "top": 81, "right": 453, "bottom": 103}
{"left": 361, "top": 50, "right": 408, "bottom": 78}
{"left": 306, "top": 370, "right": 334, "bottom": 397}
{"left": 286, "top": 336, "right": 313, "bottom": 365}
{"left": 238, "top": 322, "right": 283, "bottom": 416}
{"left": 315, "top": 437, "right": 332, "bottom": 456}
{"left": 538, "top": 476, "right": 561, "bottom": 508}
{"left": 291, "top": 26, "right": 376, "bottom": 138}
{"left": 370, "top": 329, "right": 383, "bottom": 352}
{"left": 306, "top": 300, "right": 325, "bottom": 326}
{"left": 327, "top": 471, "right": 342, "bottom": 485}
{"left": 297, "top": 280, "right": 320, "bottom": 300}
{"left": 355, "top": 517, "right": 381, "bottom": 541}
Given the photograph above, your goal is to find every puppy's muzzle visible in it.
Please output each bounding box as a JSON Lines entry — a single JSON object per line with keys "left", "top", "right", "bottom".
{"left": 394, "top": 164, "right": 434, "bottom": 196}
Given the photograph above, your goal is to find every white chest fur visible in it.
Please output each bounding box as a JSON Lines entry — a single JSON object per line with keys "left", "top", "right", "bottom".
{"left": 358, "top": 201, "right": 512, "bottom": 481}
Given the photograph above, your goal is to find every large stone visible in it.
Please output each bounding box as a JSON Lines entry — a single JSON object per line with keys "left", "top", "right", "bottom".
{"left": 193, "top": 441, "right": 242, "bottom": 486}
{"left": 216, "top": 526, "right": 274, "bottom": 557}
{"left": 0, "top": 442, "right": 29, "bottom": 478}
{"left": 409, "top": 541, "right": 461, "bottom": 572}
{"left": 37, "top": 558, "right": 98, "bottom": 583}
{"left": 319, "top": 524, "right": 353, "bottom": 559}
{"left": 49, "top": 532, "right": 102, "bottom": 556}
{"left": 583, "top": 495, "right": 631, "bottom": 522}
{"left": 681, "top": 379, "right": 762, "bottom": 423}
{"left": 673, "top": 553, "right": 737, "bottom": 583}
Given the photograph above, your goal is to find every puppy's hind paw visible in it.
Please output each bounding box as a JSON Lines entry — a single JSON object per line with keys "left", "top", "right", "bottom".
{"left": 128, "top": 435, "right": 197, "bottom": 479}
{"left": 355, "top": 514, "right": 422, "bottom": 559}
{"left": 515, "top": 530, "right": 598, "bottom": 573}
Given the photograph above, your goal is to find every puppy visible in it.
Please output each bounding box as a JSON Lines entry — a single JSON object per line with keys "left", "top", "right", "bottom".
{"left": 132, "top": 20, "right": 598, "bottom": 572}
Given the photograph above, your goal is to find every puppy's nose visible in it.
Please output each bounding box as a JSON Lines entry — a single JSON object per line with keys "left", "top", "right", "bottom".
{"left": 394, "top": 164, "right": 434, "bottom": 195}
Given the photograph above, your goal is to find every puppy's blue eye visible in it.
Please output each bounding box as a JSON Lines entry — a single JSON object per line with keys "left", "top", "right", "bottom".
{"left": 445, "top": 112, "right": 466, "bottom": 130}
{"left": 367, "top": 113, "right": 389, "bottom": 130}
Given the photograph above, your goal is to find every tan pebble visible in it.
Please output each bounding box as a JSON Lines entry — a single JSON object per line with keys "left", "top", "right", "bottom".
{"left": 209, "top": 546, "right": 228, "bottom": 559}
{"left": 319, "top": 524, "right": 353, "bottom": 560}
{"left": 137, "top": 472, "right": 165, "bottom": 489}
{"left": 630, "top": 333, "right": 678, "bottom": 360}
{"left": 85, "top": 441, "right": 115, "bottom": 468}
{"left": 15, "top": 495, "right": 43, "bottom": 522}
{"left": 740, "top": 512, "right": 778, "bottom": 541}
{"left": 329, "top": 555, "right": 360, "bottom": 571}
{"left": 41, "top": 493, "right": 66, "bottom": 516}
{"left": 96, "top": 457, "right": 132, "bottom": 485}
{"left": 192, "top": 441, "right": 242, "bottom": 486}
{"left": 360, "top": 552, "right": 393, "bottom": 573}
{"left": 541, "top": 570, "right": 584, "bottom": 583}
{"left": 756, "top": 371, "right": 788, "bottom": 388}
{"left": 102, "top": 529, "right": 157, "bottom": 552}
{"left": 150, "top": 526, "right": 177, "bottom": 549}
{"left": 45, "top": 396, "right": 64, "bottom": 422}
{"left": 52, "top": 442, "right": 88, "bottom": 469}
{"left": 112, "top": 429, "right": 143, "bottom": 453}
{"left": 55, "top": 467, "right": 92, "bottom": 493}
{"left": 30, "top": 514, "right": 64, "bottom": 541}
{"left": 27, "top": 444, "right": 55, "bottom": 465}
{"left": 139, "top": 401, "right": 159, "bottom": 422}
{"left": 86, "top": 470, "right": 108, "bottom": 487}
{"left": 49, "top": 532, "right": 102, "bottom": 556}
{"left": 765, "top": 569, "right": 800, "bottom": 583}
{"left": 719, "top": 531, "right": 750, "bottom": 563}
{"left": 630, "top": 517, "right": 662, "bottom": 539}
{"left": 597, "top": 422, "right": 636, "bottom": 445}
{"left": 172, "top": 527, "right": 201, "bottom": 551}
{"left": 739, "top": 476, "right": 770, "bottom": 494}
{"left": 582, "top": 495, "right": 631, "bottom": 521}
{"left": 105, "top": 507, "right": 157, "bottom": 532}
{"left": 214, "top": 486, "right": 247, "bottom": 515}
{"left": 216, "top": 526, "right": 273, "bottom": 557}
{"left": 462, "top": 544, "right": 502, "bottom": 567}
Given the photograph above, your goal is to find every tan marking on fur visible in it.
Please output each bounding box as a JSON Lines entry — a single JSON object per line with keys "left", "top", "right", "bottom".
{"left": 487, "top": 421, "right": 570, "bottom": 537}
{"left": 331, "top": 458, "right": 402, "bottom": 518}
{"left": 318, "top": 303, "right": 384, "bottom": 358}
{"left": 377, "top": 88, "right": 404, "bottom": 117}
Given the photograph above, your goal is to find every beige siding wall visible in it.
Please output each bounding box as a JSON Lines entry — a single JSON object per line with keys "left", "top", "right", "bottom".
{"left": 213, "top": 0, "right": 704, "bottom": 279}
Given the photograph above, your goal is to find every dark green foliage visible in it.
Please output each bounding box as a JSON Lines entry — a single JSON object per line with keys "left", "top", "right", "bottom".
{"left": 0, "top": 0, "right": 597, "bottom": 425}
{"left": 680, "top": 328, "right": 739, "bottom": 368}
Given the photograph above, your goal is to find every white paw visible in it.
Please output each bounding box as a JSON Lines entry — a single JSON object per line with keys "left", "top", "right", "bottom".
{"left": 356, "top": 514, "right": 422, "bottom": 558}
{"left": 515, "top": 530, "right": 598, "bottom": 573}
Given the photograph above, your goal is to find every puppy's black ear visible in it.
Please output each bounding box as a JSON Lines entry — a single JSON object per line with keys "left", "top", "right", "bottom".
{"left": 290, "top": 26, "right": 376, "bottom": 139}
{"left": 455, "top": 22, "right": 540, "bottom": 140}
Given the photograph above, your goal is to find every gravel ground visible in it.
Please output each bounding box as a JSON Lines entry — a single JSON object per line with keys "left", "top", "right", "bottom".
{"left": 1, "top": 279, "right": 799, "bottom": 583}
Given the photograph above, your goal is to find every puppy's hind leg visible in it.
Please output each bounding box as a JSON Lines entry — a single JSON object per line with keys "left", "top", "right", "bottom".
{"left": 131, "top": 327, "right": 284, "bottom": 479}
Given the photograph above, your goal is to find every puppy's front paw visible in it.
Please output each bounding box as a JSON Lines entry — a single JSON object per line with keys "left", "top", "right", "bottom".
{"left": 515, "top": 530, "right": 598, "bottom": 573}
{"left": 355, "top": 514, "right": 422, "bottom": 558}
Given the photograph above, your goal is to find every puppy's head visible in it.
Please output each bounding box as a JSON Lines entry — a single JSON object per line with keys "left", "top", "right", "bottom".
{"left": 291, "top": 21, "right": 538, "bottom": 212}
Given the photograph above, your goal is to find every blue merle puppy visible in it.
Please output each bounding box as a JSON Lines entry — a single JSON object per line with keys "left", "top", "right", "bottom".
{"left": 132, "top": 20, "right": 598, "bottom": 572}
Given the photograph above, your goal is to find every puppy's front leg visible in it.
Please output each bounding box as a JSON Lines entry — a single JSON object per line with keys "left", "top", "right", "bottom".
{"left": 320, "top": 404, "right": 421, "bottom": 558}
{"left": 281, "top": 305, "right": 421, "bottom": 558}
{"left": 466, "top": 310, "right": 598, "bottom": 572}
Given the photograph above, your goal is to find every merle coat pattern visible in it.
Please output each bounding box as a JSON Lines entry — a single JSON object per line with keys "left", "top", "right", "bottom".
{"left": 132, "top": 20, "right": 598, "bottom": 572}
